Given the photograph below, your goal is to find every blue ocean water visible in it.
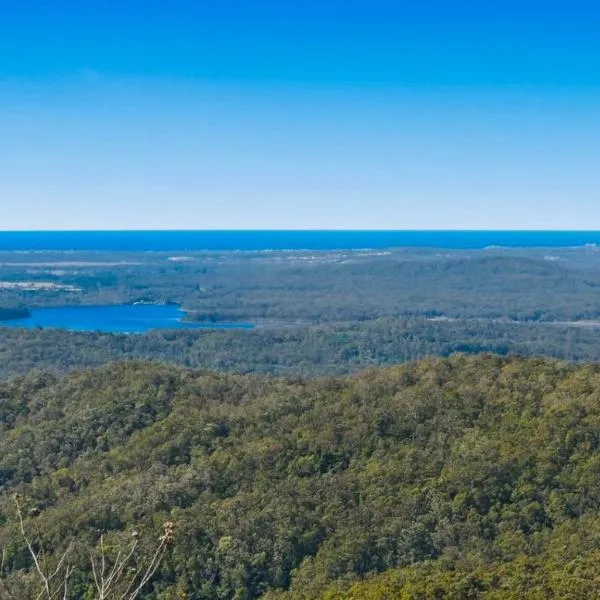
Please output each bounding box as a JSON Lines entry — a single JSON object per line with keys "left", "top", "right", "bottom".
{"left": 1, "top": 230, "right": 600, "bottom": 251}
{"left": 0, "top": 304, "right": 254, "bottom": 334}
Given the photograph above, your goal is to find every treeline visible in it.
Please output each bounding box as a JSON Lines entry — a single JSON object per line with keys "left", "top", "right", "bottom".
{"left": 1, "top": 317, "right": 599, "bottom": 379}
{"left": 4, "top": 252, "right": 600, "bottom": 323}
{"left": 4, "top": 356, "right": 600, "bottom": 597}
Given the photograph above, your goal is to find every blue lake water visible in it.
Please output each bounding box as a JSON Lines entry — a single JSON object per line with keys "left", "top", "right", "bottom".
{"left": 0, "top": 304, "right": 255, "bottom": 334}
{"left": 2, "top": 230, "right": 600, "bottom": 251}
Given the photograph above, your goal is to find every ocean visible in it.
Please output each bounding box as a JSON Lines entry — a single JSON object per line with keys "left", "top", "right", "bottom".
{"left": 1, "top": 230, "right": 600, "bottom": 252}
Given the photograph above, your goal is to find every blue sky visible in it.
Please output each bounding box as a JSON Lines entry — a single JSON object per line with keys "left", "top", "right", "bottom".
{"left": 1, "top": 0, "right": 599, "bottom": 230}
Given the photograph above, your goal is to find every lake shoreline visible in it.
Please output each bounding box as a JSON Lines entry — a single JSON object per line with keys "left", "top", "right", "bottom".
{"left": 0, "top": 303, "right": 255, "bottom": 334}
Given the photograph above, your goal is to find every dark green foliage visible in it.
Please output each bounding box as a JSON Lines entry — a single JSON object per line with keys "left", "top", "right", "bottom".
{"left": 1, "top": 317, "right": 600, "bottom": 380}
{"left": 4, "top": 247, "right": 600, "bottom": 384}
{"left": 3, "top": 356, "right": 600, "bottom": 597}
{"left": 4, "top": 248, "right": 600, "bottom": 324}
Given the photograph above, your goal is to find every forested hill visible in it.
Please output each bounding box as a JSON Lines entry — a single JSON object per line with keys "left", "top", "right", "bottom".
{"left": 3, "top": 356, "right": 600, "bottom": 598}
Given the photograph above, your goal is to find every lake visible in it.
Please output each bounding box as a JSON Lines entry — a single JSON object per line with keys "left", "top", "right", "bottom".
{"left": 0, "top": 304, "right": 255, "bottom": 334}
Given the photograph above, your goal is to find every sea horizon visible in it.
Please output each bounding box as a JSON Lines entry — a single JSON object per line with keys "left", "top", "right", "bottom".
{"left": 2, "top": 229, "right": 600, "bottom": 251}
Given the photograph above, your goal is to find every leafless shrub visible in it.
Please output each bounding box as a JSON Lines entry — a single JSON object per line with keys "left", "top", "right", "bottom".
{"left": 0, "top": 495, "right": 174, "bottom": 600}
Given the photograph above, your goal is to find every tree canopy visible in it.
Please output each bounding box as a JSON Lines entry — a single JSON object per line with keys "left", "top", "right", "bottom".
{"left": 2, "top": 355, "right": 600, "bottom": 598}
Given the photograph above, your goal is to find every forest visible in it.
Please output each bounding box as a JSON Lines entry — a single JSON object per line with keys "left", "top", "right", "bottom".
{"left": 3, "top": 247, "right": 600, "bottom": 324}
{"left": 1, "top": 317, "right": 600, "bottom": 380}
{"left": 3, "top": 355, "right": 600, "bottom": 598}
{"left": 3, "top": 247, "right": 600, "bottom": 597}
{"left": 3, "top": 246, "right": 600, "bottom": 381}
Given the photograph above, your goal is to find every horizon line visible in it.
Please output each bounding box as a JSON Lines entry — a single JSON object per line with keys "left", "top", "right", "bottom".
{"left": 3, "top": 229, "right": 600, "bottom": 234}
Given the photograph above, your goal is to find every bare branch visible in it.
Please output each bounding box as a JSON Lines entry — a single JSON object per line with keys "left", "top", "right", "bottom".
{"left": 7, "top": 498, "right": 175, "bottom": 600}
{"left": 126, "top": 543, "right": 169, "bottom": 600}
{"left": 14, "top": 496, "right": 52, "bottom": 600}
{"left": 91, "top": 549, "right": 101, "bottom": 595}
{"left": 124, "top": 522, "right": 174, "bottom": 600}
{"left": 48, "top": 542, "right": 73, "bottom": 583}
{"left": 11, "top": 495, "right": 75, "bottom": 600}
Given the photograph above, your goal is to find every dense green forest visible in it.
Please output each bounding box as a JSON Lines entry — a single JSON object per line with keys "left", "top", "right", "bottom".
{"left": 4, "top": 247, "right": 600, "bottom": 384}
{"left": 3, "top": 356, "right": 600, "bottom": 598}
{"left": 2, "top": 317, "right": 600, "bottom": 379}
{"left": 4, "top": 247, "right": 600, "bottom": 597}
{"left": 4, "top": 248, "right": 600, "bottom": 323}
{"left": 5, "top": 315, "right": 600, "bottom": 379}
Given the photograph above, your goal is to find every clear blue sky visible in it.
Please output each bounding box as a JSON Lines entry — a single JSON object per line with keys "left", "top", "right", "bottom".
{"left": 1, "top": 0, "right": 599, "bottom": 230}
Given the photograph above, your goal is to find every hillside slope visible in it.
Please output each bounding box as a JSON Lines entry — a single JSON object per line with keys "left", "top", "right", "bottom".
{"left": 2, "top": 356, "right": 600, "bottom": 598}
